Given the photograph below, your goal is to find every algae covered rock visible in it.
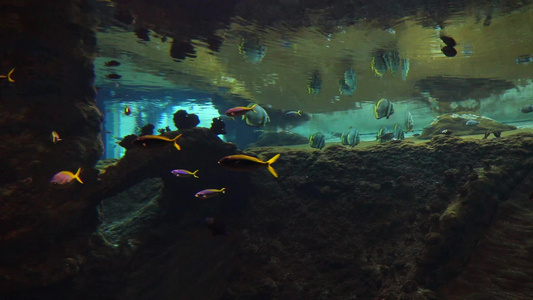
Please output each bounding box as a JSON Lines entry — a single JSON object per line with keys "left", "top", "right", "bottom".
{"left": 418, "top": 112, "right": 516, "bottom": 139}
{"left": 247, "top": 131, "right": 308, "bottom": 147}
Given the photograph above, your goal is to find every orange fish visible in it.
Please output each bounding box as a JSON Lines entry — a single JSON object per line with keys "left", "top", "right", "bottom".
{"left": 124, "top": 106, "right": 131, "bottom": 116}
{"left": 0, "top": 68, "right": 15, "bottom": 83}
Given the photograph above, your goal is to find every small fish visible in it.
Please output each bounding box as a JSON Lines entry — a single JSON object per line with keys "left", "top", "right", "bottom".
{"left": 106, "top": 73, "right": 122, "bottom": 79}
{"left": 218, "top": 154, "right": 280, "bottom": 178}
{"left": 404, "top": 111, "right": 414, "bottom": 132}
{"left": 124, "top": 106, "right": 131, "bottom": 116}
{"left": 339, "top": 68, "right": 357, "bottom": 96}
{"left": 51, "top": 131, "right": 62, "bottom": 144}
{"left": 132, "top": 134, "right": 183, "bottom": 150}
{"left": 105, "top": 60, "right": 121, "bottom": 67}
{"left": 374, "top": 98, "right": 394, "bottom": 119}
{"left": 205, "top": 217, "right": 227, "bottom": 236}
{"left": 285, "top": 110, "right": 302, "bottom": 117}
{"left": 340, "top": 127, "right": 360, "bottom": 147}
{"left": 50, "top": 168, "right": 83, "bottom": 186}
{"left": 170, "top": 169, "right": 199, "bottom": 178}
{"left": 243, "top": 103, "right": 270, "bottom": 127}
{"left": 520, "top": 104, "right": 533, "bottom": 113}
{"left": 376, "top": 126, "right": 394, "bottom": 143}
{"left": 0, "top": 68, "right": 15, "bottom": 83}
{"left": 195, "top": 188, "right": 226, "bottom": 199}
{"left": 238, "top": 38, "right": 266, "bottom": 63}
{"left": 515, "top": 55, "right": 533, "bottom": 65}
{"left": 307, "top": 71, "right": 322, "bottom": 94}
{"left": 393, "top": 124, "right": 405, "bottom": 140}
{"left": 309, "top": 132, "right": 326, "bottom": 150}
{"left": 465, "top": 120, "right": 480, "bottom": 126}
{"left": 225, "top": 104, "right": 257, "bottom": 118}
{"left": 401, "top": 58, "right": 410, "bottom": 81}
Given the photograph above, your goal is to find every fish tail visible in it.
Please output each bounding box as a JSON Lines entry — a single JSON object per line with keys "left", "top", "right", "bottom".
{"left": 241, "top": 115, "right": 245, "bottom": 120}
{"left": 297, "top": 110, "right": 302, "bottom": 116}
{"left": 220, "top": 187, "right": 226, "bottom": 194}
{"left": 74, "top": 168, "right": 84, "bottom": 184}
{"left": 266, "top": 154, "right": 280, "bottom": 178}
{"left": 373, "top": 105, "right": 379, "bottom": 119}
{"left": 250, "top": 104, "right": 257, "bottom": 113}
{"left": 7, "top": 68, "right": 14, "bottom": 83}
{"left": 192, "top": 170, "right": 199, "bottom": 178}
{"left": 172, "top": 134, "right": 183, "bottom": 150}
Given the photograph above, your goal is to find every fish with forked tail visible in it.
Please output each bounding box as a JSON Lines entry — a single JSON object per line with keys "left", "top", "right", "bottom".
{"left": 50, "top": 168, "right": 83, "bottom": 186}
{"left": 0, "top": 68, "right": 15, "bottom": 83}
{"left": 132, "top": 134, "right": 182, "bottom": 150}
{"left": 195, "top": 188, "right": 226, "bottom": 199}
{"left": 218, "top": 154, "right": 280, "bottom": 178}
{"left": 225, "top": 104, "right": 257, "bottom": 118}
{"left": 171, "top": 169, "right": 198, "bottom": 178}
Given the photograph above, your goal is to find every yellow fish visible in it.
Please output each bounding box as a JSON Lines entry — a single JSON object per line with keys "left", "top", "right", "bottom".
{"left": 218, "top": 154, "right": 280, "bottom": 178}
{"left": 133, "top": 134, "right": 183, "bottom": 150}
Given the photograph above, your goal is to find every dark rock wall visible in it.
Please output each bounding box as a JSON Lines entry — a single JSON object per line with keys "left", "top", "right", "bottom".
{"left": 2, "top": 120, "right": 532, "bottom": 299}
{"left": 0, "top": 0, "right": 102, "bottom": 294}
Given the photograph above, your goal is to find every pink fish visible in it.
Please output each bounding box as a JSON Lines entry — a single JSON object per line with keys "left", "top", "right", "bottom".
{"left": 50, "top": 168, "right": 83, "bottom": 186}
{"left": 225, "top": 104, "right": 257, "bottom": 118}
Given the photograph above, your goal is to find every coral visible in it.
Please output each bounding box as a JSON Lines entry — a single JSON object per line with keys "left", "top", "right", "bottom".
{"left": 118, "top": 134, "right": 138, "bottom": 150}
{"left": 210, "top": 117, "right": 226, "bottom": 135}
{"left": 173, "top": 110, "right": 200, "bottom": 130}
{"left": 140, "top": 124, "right": 154, "bottom": 136}
{"left": 247, "top": 131, "right": 308, "bottom": 147}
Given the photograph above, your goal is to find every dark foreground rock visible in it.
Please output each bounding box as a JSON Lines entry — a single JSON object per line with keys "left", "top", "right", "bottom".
{"left": 2, "top": 128, "right": 533, "bottom": 300}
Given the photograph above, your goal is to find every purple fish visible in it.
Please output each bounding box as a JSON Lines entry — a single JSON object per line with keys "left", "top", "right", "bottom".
{"left": 170, "top": 169, "right": 199, "bottom": 178}
{"left": 195, "top": 188, "right": 226, "bottom": 199}
{"left": 50, "top": 168, "right": 83, "bottom": 186}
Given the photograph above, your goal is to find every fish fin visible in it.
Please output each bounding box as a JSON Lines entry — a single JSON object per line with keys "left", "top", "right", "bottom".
{"left": 266, "top": 154, "right": 280, "bottom": 178}
{"left": 193, "top": 170, "right": 199, "bottom": 178}
{"left": 242, "top": 115, "right": 245, "bottom": 120}
{"left": 373, "top": 105, "right": 379, "bottom": 119}
{"left": 74, "top": 168, "right": 84, "bottom": 184}
{"left": 267, "top": 165, "right": 279, "bottom": 178}
{"left": 172, "top": 134, "right": 182, "bottom": 150}
{"left": 7, "top": 68, "right": 15, "bottom": 83}
{"left": 220, "top": 187, "right": 226, "bottom": 194}
{"left": 267, "top": 154, "right": 280, "bottom": 165}
{"left": 297, "top": 110, "right": 302, "bottom": 116}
